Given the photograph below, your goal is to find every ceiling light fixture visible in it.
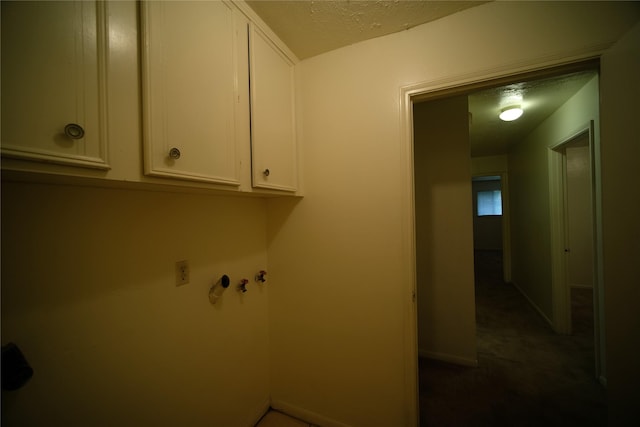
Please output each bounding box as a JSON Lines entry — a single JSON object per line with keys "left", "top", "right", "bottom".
{"left": 499, "top": 105, "right": 523, "bottom": 121}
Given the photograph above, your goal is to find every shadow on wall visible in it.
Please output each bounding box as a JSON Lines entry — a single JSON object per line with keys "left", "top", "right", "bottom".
{"left": 266, "top": 197, "right": 303, "bottom": 248}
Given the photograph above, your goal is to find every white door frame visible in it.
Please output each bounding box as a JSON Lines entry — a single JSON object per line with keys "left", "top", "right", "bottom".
{"left": 548, "top": 121, "right": 604, "bottom": 381}
{"left": 400, "top": 59, "right": 604, "bottom": 425}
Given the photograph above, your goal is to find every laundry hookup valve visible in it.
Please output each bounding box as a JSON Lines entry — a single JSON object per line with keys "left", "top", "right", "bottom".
{"left": 255, "top": 270, "right": 267, "bottom": 283}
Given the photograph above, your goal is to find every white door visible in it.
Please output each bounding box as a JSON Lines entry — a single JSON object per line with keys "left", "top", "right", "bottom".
{"left": 564, "top": 138, "right": 594, "bottom": 291}
{"left": 549, "top": 125, "right": 599, "bottom": 380}
{"left": 249, "top": 24, "right": 297, "bottom": 192}
{"left": 1, "top": 1, "right": 109, "bottom": 169}
{"left": 141, "top": 1, "right": 242, "bottom": 185}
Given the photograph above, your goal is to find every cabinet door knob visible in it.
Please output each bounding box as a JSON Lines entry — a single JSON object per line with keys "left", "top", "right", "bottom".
{"left": 64, "top": 123, "right": 85, "bottom": 139}
{"left": 263, "top": 169, "right": 270, "bottom": 177}
{"left": 168, "top": 147, "right": 181, "bottom": 159}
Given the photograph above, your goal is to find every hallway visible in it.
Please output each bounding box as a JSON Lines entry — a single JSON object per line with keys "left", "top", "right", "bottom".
{"left": 419, "top": 250, "right": 606, "bottom": 426}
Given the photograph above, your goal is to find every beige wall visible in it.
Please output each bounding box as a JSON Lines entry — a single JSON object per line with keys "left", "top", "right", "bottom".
{"left": 268, "top": 2, "right": 638, "bottom": 426}
{"left": 2, "top": 2, "right": 273, "bottom": 424}
{"left": 414, "top": 96, "right": 477, "bottom": 365}
{"left": 1, "top": 183, "right": 270, "bottom": 426}
{"left": 599, "top": 22, "right": 640, "bottom": 425}
{"left": 2, "top": 1, "right": 640, "bottom": 426}
{"left": 509, "top": 76, "right": 599, "bottom": 321}
{"left": 471, "top": 155, "right": 508, "bottom": 176}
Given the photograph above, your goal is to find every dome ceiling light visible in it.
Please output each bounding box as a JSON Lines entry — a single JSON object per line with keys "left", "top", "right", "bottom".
{"left": 499, "top": 105, "right": 524, "bottom": 121}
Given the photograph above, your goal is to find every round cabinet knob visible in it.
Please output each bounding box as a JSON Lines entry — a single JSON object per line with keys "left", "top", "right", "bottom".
{"left": 263, "top": 169, "right": 270, "bottom": 177}
{"left": 168, "top": 147, "right": 181, "bottom": 159}
{"left": 64, "top": 123, "right": 85, "bottom": 139}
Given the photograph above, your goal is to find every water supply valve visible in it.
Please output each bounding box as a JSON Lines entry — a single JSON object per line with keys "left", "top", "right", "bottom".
{"left": 238, "top": 278, "right": 249, "bottom": 293}
{"left": 255, "top": 270, "right": 267, "bottom": 284}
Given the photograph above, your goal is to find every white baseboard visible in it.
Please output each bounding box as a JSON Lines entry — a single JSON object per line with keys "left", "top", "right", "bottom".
{"left": 271, "top": 399, "right": 352, "bottom": 427}
{"left": 246, "top": 397, "right": 271, "bottom": 427}
{"left": 418, "top": 349, "right": 478, "bottom": 367}
{"left": 511, "top": 281, "right": 554, "bottom": 327}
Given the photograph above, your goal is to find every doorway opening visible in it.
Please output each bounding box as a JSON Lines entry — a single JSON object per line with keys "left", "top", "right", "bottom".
{"left": 549, "top": 122, "right": 602, "bottom": 381}
{"left": 411, "top": 62, "right": 605, "bottom": 425}
{"left": 471, "top": 174, "right": 506, "bottom": 283}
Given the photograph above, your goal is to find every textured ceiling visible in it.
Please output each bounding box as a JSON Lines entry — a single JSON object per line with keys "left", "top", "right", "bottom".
{"left": 468, "top": 70, "right": 598, "bottom": 157}
{"left": 246, "top": 0, "right": 487, "bottom": 59}
{"left": 247, "top": 1, "right": 598, "bottom": 158}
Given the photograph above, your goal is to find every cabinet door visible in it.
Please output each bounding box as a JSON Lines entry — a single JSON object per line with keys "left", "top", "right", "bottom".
{"left": 141, "top": 1, "right": 241, "bottom": 186}
{"left": 1, "top": 1, "right": 109, "bottom": 169}
{"left": 249, "top": 24, "right": 297, "bottom": 192}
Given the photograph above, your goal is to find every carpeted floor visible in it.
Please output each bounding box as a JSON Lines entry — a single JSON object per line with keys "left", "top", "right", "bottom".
{"left": 419, "top": 250, "right": 606, "bottom": 426}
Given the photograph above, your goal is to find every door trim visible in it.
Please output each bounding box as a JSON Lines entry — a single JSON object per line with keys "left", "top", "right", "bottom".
{"left": 400, "top": 59, "right": 603, "bottom": 426}
{"left": 548, "top": 121, "right": 604, "bottom": 381}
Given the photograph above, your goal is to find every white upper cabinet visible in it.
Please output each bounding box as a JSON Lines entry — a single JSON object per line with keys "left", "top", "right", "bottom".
{"left": 1, "top": 1, "right": 109, "bottom": 169}
{"left": 2, "top": 1, "right": 299, "bottom": 196}
{"left": 249, "top": 24, "right": 297, "bottom": 192}
{"left": 140, "top": 1, "right": 244, "bottom": 186}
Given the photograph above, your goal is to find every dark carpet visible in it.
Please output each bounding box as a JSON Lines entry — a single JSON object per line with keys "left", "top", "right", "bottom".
{"left": 419, "top": 250, "right": 606, "bottom": 427}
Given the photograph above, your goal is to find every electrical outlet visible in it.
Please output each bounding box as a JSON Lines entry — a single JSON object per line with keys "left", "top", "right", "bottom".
{"left": 175, "top": 260, "right": 189, "bottom": 286}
